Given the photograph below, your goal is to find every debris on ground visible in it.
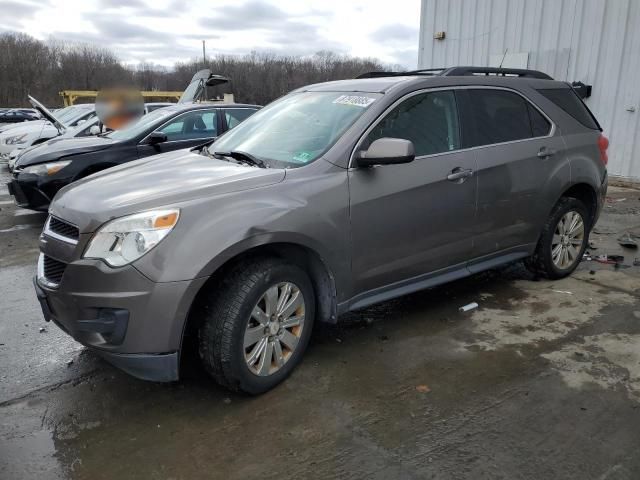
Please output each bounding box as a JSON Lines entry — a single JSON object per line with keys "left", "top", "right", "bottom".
{"left": 552, "top": 290, "right": 573, "bottom": 295}
{"left": 588, "top": 240, "right": 598, "bottom": 250}
{"left": 39, "top": 327, "right": 46, "bottom": 333}
{"left": 617, "top": 233, "right": 638, "bottom": 249}
{"left": 66, "top": 359, "right": 74, "bottom": 366}
{"left": 593, "top": 254, "right": 625, "bottom": 265}
{"left": 634, "top": 258, "right": 640, "bottom": 267}
{"left": 415, "top": 384, "right": 431, "bottom": 393}
{"left": 589, "top": 270, "right": 596, "bottom": 275}
{"left": 459, "top": 302, "right": 479, "bottom": 312}
{"left": 223, "top": 398, "right": 231, "bottom": 405}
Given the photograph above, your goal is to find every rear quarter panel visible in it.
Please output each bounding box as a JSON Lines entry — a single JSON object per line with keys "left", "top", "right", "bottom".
{"left": 523, "top": 86, "right": 605, "bottom": 217}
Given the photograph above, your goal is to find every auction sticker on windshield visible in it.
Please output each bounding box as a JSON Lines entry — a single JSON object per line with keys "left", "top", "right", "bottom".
{"left": 332, "top": 95, "right": 377, "bottom": 108}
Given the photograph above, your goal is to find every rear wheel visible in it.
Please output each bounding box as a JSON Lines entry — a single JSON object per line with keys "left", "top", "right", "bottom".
{"left": 525, "top": 197, "right": 589, "bottom": 279}
{"left": 198, "top": 258, "right": 315, "bottom": 394}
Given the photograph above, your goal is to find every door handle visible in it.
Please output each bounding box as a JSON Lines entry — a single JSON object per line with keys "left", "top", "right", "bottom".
{"left": 447, "top": 167, "right": 474, "bottom": 183}
{"left": 537, "top": 147, "right": 556, "bottom": 158}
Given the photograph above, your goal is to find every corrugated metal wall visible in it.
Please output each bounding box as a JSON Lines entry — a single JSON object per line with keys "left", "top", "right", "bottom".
{"left": 418, "top": 0, "right": 640, "bottom": 179}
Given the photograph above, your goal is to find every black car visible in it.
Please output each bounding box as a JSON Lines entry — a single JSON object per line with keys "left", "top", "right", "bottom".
{"left": 9, "top": 103, "right": 259, "bottom": 210}
{"left": 0, "top": 108, "right": 39, "bottom": 124}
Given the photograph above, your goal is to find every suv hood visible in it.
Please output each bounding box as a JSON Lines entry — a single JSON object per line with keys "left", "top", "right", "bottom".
{"left": 29, "top": 95, "right": 65, "bottom": 135}
{"left": 50, "top": 148, "right": 286, "bottom": 231}
{"left": 16, "top": 136, "right": 115, "bottom": 167}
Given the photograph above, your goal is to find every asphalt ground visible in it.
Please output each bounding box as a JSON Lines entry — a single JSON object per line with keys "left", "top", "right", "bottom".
{"left": 1, "top": 163, "right": 640, "bottom": 480}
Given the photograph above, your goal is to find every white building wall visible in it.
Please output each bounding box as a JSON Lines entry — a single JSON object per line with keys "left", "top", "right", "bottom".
{"left": 418, "top": 0, "right": 640, "bottom": 179}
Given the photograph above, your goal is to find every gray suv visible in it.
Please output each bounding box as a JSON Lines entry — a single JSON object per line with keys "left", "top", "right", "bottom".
{"left": 34, "top": 67, "right": 608, "bottom": 394}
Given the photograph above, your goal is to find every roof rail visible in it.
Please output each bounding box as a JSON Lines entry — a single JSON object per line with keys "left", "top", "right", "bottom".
{"left": 441, "top": 66, "right": 553, "bottom": 79}
{"left": 356, "top": 66, "right": 553, "bottom": 80}
{"left": 356, "top": 68, "right": 446, "bottom": 79}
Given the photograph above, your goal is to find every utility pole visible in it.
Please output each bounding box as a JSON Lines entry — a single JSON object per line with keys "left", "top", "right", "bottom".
{"left": 202, "top": 40, "right": 206, "bottom": 67}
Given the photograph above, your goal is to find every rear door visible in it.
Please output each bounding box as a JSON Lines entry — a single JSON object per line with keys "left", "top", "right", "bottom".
{"left": 349, "top": 89, "right": 477, "bottom": 295}
{"left": 457, "top": 88, "right": 566, "bottom": 266}
{"left": 137, "top": 108, "right": 220, "bottom": 157}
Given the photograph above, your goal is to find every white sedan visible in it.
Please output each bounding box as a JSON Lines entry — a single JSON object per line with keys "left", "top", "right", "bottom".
{"left": 0, "top": 102, "right": 95, "bottom": 161}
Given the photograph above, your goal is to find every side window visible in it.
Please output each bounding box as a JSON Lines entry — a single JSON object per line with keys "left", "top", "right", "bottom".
{"left": 527, "top": 103, "right": 551, "bottom": 137}
{"left": 155, "top": 110, "right": 218, "bottom": 141}
{"left": 537, "top": 88, "right": 600, "bottom": 130}
{"left": 464, "top": 90, "right": 536, "bottom": 146}
{"left": 225, "top": 108, "right": 256, "bottom": 129}
{"left": 364, "top": 90, "right": 460, "bottom": 156}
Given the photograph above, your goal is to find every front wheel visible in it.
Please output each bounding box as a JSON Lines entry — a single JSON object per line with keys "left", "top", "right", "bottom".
{"left": 198, "top": 258, "right": 315, "bottom": 394}
{"left": 525, "top": 197, "right": 590, "bottom": 279}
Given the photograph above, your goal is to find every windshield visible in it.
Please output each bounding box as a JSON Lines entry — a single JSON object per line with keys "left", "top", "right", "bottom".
{"left": 107, "top": 107, "right": 178, "bottom": 141}
{"left": 212, "top": 91, "right": 382, "bottom": 168}
{"left": 64, "top": 117, "right": 99, "bottom": 137}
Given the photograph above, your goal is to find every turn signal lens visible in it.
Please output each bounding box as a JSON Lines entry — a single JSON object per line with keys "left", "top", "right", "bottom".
{"left": 154, "top": 212, "right": 178, "bottom": 229}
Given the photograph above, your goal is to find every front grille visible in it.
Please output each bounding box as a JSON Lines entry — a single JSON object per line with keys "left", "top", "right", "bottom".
{"left": 46, "top": 216, "right": 79, "bottom": 242}
{"left": 43, "top": 255, "right": 67, "bottom": 285}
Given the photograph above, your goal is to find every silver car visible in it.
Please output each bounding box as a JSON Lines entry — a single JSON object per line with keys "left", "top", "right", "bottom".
{"left": 34, "top": 67, "right": 608, "bottom": 394}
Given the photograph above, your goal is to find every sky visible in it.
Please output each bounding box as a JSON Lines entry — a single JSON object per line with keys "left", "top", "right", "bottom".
{"left": 2, "top": 0, "right": 421, "bottom": 68}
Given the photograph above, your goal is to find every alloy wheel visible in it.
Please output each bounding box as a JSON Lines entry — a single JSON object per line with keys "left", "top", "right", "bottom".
{"left": 243, "top": 282, "right": 305, "bottom": 376}
{"left": 551, "top": 210, "right": 585, "bottom": 269}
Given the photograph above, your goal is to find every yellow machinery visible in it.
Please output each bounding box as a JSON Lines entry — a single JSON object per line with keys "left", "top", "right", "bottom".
{"left": 59, "top": 90, "right": 183, "bottom": 106}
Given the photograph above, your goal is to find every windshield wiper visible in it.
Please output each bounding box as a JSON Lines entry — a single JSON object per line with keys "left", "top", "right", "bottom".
{"left": 213, "top": 150, "right": 267, "bottom": 168}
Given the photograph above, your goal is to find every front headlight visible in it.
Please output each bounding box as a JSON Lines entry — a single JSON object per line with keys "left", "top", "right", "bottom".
{"left": 5, "top": 133, "right": 28, "bottom": 145}
{"left": 21, "top": 160, "right": 71, "bottom": 176}
{"left": 83, "top": 209, "right": 180, "bottom": 267}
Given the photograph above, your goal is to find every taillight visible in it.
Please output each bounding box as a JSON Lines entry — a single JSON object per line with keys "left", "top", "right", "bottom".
{"left": 598, "top": 134, "right": 609, "bottom": 166}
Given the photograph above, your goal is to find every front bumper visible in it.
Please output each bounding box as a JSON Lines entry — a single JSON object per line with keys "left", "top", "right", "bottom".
{"left": 35, "top": 277, "right": 180, "bottom": 381}
{"left": 8, "top": 172, "right": 59, "bottom": 210}
{"left": 34, "top": 251, "right": 207, "bottom": 382}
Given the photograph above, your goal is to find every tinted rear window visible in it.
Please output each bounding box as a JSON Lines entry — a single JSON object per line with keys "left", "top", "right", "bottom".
{"left": 460, "top": 89, "right": 548, "bottom": 147}
{"left": 537, "top": 88, "right": 600, "bottom": 130}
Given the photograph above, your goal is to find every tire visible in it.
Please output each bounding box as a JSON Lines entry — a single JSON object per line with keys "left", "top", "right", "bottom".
{"left": 525, "top": 197, "right": 590, "bottom": 279}
{"left": 198, "top": 258, "right": 315, "bottom": 394}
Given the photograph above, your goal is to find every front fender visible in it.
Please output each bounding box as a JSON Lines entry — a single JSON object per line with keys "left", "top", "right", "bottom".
{"left": 132, "top": 162, "right": 352, "bottom": 301}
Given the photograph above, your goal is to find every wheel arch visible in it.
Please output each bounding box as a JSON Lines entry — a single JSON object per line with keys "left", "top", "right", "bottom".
{"left": 180, "top": 240, "right": 339, "bottom": 363}
{"left": 558, "top": 182, "right": 599, "bottom": 227}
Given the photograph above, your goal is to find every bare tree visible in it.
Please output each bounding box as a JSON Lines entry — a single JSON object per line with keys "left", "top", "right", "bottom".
{"left": 0, "top": 32, "right": 388, "bottom": 108}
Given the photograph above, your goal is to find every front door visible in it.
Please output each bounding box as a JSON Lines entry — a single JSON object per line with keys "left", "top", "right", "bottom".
{"left": 349, "top": 89, "right": 477, "bottom": 296}
{"left": 137, "top": 108, "right": 219, "bottom": 158}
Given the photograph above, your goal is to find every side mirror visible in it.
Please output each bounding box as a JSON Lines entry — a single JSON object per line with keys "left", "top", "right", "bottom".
{"left": 357, "top": 138, "right": 415, "bottom": 167}
{"left": 89, "top": 125, "right": 101, "bottom": 136}
{"left": 147, "top": 131, "right": 168, "bottom": 145}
